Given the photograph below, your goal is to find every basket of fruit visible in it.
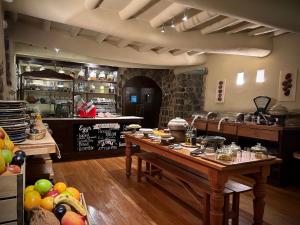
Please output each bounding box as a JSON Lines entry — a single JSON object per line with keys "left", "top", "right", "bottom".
{"left": 0, "top": 127, "right": 27, "bottom": 224}
{"left": 24, "top": 180, "right": 92, "bottom": 225}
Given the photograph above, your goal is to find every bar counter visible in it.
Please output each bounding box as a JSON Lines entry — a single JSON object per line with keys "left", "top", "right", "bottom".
{"left": 44, "top": 116, "right": 143, "bottom": 160}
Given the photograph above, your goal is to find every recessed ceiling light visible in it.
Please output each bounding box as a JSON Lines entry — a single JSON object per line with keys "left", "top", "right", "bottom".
{"left": 25, "top": 65, "right": 31, "bottom": 72}
{"left": 58, "top": 68, "right": 65, "bottom": 74}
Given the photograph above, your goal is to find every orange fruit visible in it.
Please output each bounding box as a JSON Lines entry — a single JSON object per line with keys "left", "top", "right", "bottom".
{"left": 25, "top": 185, "right": 35, "bottom": 193}
{"left": 53, "top": 182, "right": 67, "bottom": 193}
{"left": 40, "top": 196, "right": 54, "bottom": 211}
{"left": 66, "top": 187, "right": 80, "bottom": 201}
{"left": 4, "top": 139, "right": 14, "bottom": 151}
{"left": 24, "top": 190, "right": 41, "bottom": 211}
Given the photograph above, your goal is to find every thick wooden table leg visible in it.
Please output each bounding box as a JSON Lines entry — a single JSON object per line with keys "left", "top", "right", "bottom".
{"left": 252, "top": 166, "right": 270, "bottom": 225}
{"left": 208, "top": 171, "right": 227, "bottom": 225}
{"left": 125, "top": 141, "right": 133, "bottom": 177}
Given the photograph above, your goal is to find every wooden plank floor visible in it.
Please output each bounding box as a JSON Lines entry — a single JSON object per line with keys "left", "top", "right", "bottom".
{"left": 53, "top": 157, "right": 300, "bottom": 225}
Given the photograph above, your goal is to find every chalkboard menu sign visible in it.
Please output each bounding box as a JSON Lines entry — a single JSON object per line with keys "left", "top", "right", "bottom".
{"left": 74, "top": 123, "right": 120, "bottom": 152}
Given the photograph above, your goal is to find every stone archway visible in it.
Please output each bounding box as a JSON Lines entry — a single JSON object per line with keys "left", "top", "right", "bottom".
{"left": 123, "top": 76, "right": 162, "bottom": 128}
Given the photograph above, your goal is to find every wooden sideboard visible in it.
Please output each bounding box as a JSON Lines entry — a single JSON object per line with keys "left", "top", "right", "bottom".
{"left": 187, "top": 119, "right": 300, "bottom": 186}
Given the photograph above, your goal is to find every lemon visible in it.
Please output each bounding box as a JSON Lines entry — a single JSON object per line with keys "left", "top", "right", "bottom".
{"left": 25, "top": 185, "right": 35, "bottom": 193}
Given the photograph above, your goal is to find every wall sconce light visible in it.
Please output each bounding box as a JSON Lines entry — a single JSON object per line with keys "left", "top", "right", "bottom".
{"left": 161, "top": 24, "right": 165, "bottom": 33}
{"left": 236, "top": 72, "right": 245, "bottom": 85}
{"left": 256, "top": 69, "right": 265, "bottom": 83}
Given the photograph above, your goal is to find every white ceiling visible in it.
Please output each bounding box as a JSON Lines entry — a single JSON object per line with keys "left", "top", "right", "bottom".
{"left": 3, "top": 0, "right": 297, "bottom": 68}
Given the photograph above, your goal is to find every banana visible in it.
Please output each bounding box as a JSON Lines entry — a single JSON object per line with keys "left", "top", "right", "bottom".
{"left": 54, "top": 194, "right": 87, "bottom": 216}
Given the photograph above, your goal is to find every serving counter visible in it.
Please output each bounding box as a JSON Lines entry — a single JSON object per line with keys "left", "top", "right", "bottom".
{"left": 44, "top": 116, "right": 143, "bottom": 160}
{"left": 187, "top": 118, "right": 300, "bottom": 185}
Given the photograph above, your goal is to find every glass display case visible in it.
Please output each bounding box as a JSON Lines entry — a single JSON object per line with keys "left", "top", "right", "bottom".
{"left": 17, "top": 56, "right": 119, "bottom": 117}
{"left": 20, "top": 71, "right": 74, "bottom": 117}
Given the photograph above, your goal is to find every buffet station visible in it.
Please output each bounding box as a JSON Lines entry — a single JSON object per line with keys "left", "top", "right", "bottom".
{"left": 123, "top": 115, "right": 281, "bottom": 225}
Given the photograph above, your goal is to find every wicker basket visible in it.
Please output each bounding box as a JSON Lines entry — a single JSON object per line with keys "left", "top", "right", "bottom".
{"left": 28, "top": 129, "right": 46, "bottom": 140}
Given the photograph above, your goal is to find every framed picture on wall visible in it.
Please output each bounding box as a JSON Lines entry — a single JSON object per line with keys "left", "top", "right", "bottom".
{"left": 278, "top": 69, "right": 298, "bottom": 102}
{"left": 215, "top": 80, "right": 226, "bottom": 103}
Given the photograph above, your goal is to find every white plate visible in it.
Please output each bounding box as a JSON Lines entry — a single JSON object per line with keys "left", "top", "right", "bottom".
{"left": 139, "top": 128, "right": 153, "bottom": 134}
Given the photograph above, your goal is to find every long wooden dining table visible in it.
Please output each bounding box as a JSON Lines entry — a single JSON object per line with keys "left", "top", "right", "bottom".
{"left": 124, "top": 134, "right": 281, "bottom": 225}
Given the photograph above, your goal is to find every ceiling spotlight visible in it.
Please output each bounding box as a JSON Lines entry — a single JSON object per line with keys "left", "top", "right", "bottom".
{"left": 58, "top": 68, "right": 65, "bottom": 74}
{"left": 54, "top": 48, "right": 60, "bottom": 53}
{"left": 170, "top": 19, "right": 175, "bottom": 28}
{"left": 25, "top": 64, "right": 31, "bottom": 72}
{"left": 182, "top": 9, "right": 188, "bottom": 21}
{"left": 161, "top": 25, "right": 165, "bottom": 33}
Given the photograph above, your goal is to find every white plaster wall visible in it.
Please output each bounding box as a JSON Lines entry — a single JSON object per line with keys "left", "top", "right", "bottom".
{"left": 204, "top": 33, "right": 300, "bottom": 112}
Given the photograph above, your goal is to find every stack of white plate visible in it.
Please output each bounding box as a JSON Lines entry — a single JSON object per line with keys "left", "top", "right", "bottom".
{"left": 0, "top": 100, "right": 27, "bottom": 143}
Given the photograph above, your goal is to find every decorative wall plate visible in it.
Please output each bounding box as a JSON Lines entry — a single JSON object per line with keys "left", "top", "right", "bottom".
{"left": 215, "top": 80, "right": 226, "bottom": 103}
{"left": 278, "top": 69, "right": 298, "bottom": 101}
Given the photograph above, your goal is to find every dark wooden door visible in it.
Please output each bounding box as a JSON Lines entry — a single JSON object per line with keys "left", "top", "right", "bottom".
{"left": 123, "top": 77, "right": 162, "bottom": 128}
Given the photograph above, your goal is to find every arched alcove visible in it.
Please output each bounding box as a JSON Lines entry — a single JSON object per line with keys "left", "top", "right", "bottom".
{"left": 123, "top": 76, "right": 162, "bottom": 128}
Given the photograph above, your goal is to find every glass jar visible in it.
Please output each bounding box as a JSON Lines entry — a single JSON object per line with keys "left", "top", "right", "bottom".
{"left": 216, "top": 146, "right": 233, "bottom": 161}
{"left": 228, "top": 142, "right": 241, "bottom": 157}
{"left": 185, "top": 130, "right": 192, "bottom": 145}
{"left": 251, "top": 143, "right": 267, "bottom": 158}
{"left": 109, "top": 85, "right": 115, "bottom": 94}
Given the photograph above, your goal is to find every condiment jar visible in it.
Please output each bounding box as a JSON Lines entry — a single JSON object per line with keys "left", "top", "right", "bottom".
{"left": 251, "top": 143, "right": 267, "bottom": 158}
{"left": 216, "top": 146, "right": 233, "bottom": 161}
{"left": 228, "top": 142, "right": 241, "bottom": 157}
{"left": 168, "top": 117, "right": 188, "bottom": 142}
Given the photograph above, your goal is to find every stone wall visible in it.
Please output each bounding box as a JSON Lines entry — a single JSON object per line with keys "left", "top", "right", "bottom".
{"left": 159, "top": 69, "right": 207, "bottom": 127}
{"left": 117, "top": 67, "right": 207, "bottom": 128}
{"left": 117, "top": 67, "right": 167, "bottom": 112}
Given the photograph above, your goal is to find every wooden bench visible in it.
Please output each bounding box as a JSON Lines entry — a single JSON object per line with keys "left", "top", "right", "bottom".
{"left": 293, "top": 151, "right": 300, "bottom": 160}
{"left": 136, "top": 152, "right": 252, "bottom": 225}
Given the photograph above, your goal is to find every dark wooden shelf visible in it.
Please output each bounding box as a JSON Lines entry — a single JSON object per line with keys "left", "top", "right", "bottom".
{"left": 75, "top": 79, "right": 117, "bottom": 84}
{"left": 74, "top": 91, "right": 116, "bottom": 95}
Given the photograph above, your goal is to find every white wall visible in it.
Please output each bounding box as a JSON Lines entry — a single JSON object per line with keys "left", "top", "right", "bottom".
{"left": 204, "top": 33, "right": 300, "bottom": 112}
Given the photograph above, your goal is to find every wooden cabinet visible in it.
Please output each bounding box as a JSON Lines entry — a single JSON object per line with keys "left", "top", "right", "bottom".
{"left": 0, "top": 162, "right": 25, "bottom": 225}
{"left": 237, "top": 126, "right": 279, "bottom": 142}
{"left": 189, "top": 118, "right": 300, "bottom": 186}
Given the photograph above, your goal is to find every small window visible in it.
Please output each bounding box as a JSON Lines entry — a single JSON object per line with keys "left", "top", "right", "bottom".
{"left": 236, "top": 72, "right": 245, "bottom": 85}
{"left": 256, "top": 69, "right": 265, "bottom": 83}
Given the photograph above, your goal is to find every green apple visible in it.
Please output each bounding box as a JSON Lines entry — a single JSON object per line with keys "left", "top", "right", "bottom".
{"left": 1, "top": 149, "right": 13, "bottom": 164}
{"left": 34, "top": 179, "right": 53, "bottom": 195}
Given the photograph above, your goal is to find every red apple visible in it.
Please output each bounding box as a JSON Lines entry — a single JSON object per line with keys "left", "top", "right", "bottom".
{"left": 7, "top": 165, "right": 21, "bottom": 174}
{"left": 0, "top": 130, "right": 5, "bottom": 139}
{"left": 61, "top": 211, "right": 85, "bottom": 225}
{"left": 43, "top": 190, "right": 59, "bottom": 198}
